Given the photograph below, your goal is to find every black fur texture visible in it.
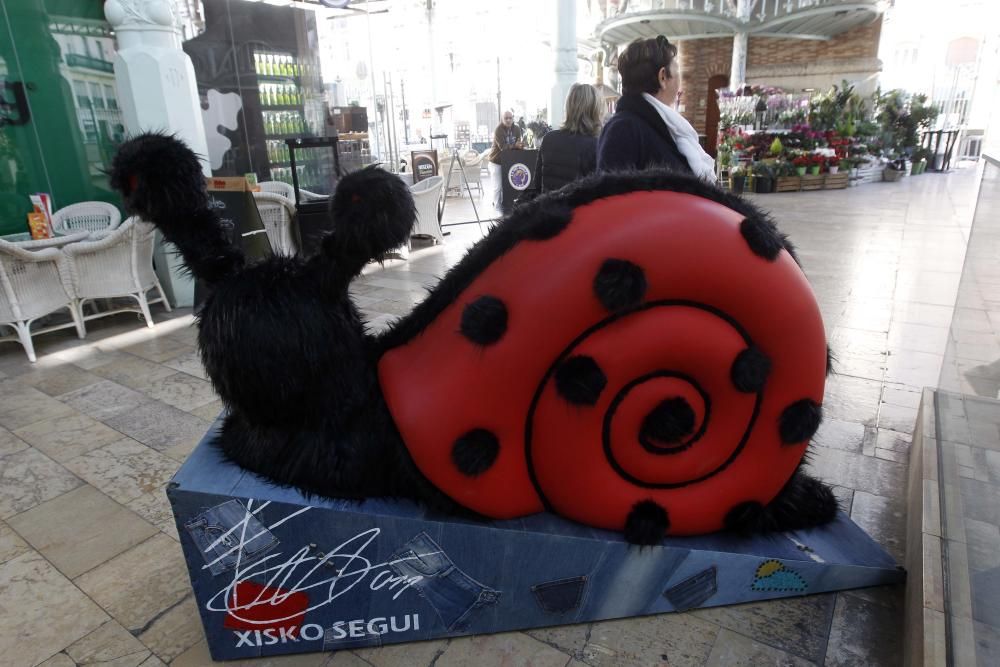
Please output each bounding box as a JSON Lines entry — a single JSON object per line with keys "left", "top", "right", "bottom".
{"left": 460, "top": 296, "right": 508, "bottom": 345}
{"left": 593, "top": 259, "right": 647, "bottom": 312}
{"left": 731, "top": 346, "right": 772, "bottom": 393}
{"left": 779, "top": 399, "right": 823, "bottom": 445}
{"left": 624, "top": 500, "right": 670, "bottom": 546}
{"left": 640, "top": 398, "right": 695, "bottom": 445}
{"left": 451, "top": 429, "right": 501, "bottom": 477}
{"left": 111, "top": 134, "right": 835, "bottom": 544}
{"left": 554, "top": 355, "right": 608, "bottom": 406}
{"left": 724, "top": 469, "right": 839, "bottom": 535}
{"left": 738, "top": 217, "right": 786, "bottom": 261}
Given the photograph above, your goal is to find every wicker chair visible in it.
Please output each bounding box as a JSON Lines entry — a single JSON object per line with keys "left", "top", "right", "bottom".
{"left": 0, "top": 241, "right": 85, "bottom": 362}
{"left": 252, "top": 191, "right": 297, "bottom": 255}
{"left": 410, "top": 176, "right": 445, "bottom": 243}
{"left": 61, "top": 216, "right": 171, "bottom": 329}
{"left": 51, "top": 201, "right": 121, "bottom": 237}
{"left": 258, "top": 181, "right": 325, "bottom": 201}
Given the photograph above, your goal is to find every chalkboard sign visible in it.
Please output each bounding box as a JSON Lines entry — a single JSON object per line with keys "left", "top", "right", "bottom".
{"left": 205, "top": 177, "right": 272, "bottom": 261}
{"left": 195, "top": 178, "right": 273, "bottom": 306}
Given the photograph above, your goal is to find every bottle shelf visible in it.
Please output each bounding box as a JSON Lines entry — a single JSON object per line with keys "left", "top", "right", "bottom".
{"left": 260, "top": 105, "right": 303, "bottom": 112}
{"left": 256, "top": 73, "right": 302, "bottom": 82}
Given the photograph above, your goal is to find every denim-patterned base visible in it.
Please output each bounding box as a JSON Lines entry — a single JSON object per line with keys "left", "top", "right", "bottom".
{"left": 169, "top": 422, "right": 905, "bottom": 661}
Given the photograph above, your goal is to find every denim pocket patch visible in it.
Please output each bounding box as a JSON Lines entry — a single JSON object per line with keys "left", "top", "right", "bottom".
{"left": 184, "top": 499, "right": 278, "bottom": 576}
{"left": 531, "top": 576, "right": 587, "bottom": 614}
{"left": 663, "top": 566, "right": 717, "bottom": 611}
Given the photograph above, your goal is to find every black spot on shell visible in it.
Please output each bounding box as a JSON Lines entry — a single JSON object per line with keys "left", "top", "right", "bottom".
{"left": 554, "top": 355, "right": 607, "bottom": 406}
{"left": 640, "top": 398, "right": 695, "bottom": 446}
{"left": 593, "top": 259, "right": 647, "bottom": 312}
{"left": 451, "top": 429, "right": 500, "bottom": 477}
{"left": 624, "top": 500, "right": 670, "bottom": 545}
{"left": 739, "top": 217, "right": 784, "bottom": 261}
{"left": 779, "top": 399, "right": 822, "bottom": 445}
{"left": 460, "top": 296, "right": 507, "bottom": 345}
{"left": 731, "top": 346, "right": 771, "bottom": 393}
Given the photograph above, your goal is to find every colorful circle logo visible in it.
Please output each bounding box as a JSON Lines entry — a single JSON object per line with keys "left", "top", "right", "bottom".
{"left": 508, "top": 163, "right": 532, "bottom": 191}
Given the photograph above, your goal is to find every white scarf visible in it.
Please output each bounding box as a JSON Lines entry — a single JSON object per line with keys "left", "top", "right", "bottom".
{"left": 642, "top": 92, "right": 716, "bottom": 182}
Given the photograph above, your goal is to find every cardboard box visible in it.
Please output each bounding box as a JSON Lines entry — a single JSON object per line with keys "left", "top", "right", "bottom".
{"left": 170, "top": 423, "right": 905, "bottom": 661}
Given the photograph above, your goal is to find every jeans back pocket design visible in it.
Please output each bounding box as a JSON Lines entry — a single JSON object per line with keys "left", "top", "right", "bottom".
{"left": 663, "top": 566, "right": 717, "bottom": 611}
{"left": 531, "top": 576, "right": 587, "bottom": 614}
{"left": 184, "top": 499, "right": 279, "bottom": 576}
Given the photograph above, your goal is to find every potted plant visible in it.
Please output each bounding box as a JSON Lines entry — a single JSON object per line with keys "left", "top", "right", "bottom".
{"left": 792, "top": 156, "right": 808, "bottom": 176}
{"left": 769, "top": 137, "right": 784, "bottom": 157}
{"left": 809, "top": 154, "right": 823, "bottom": 176}
{"left": 752, "top": 162, "right": 774, "bottom": 193}
{"left": 910, "top": 148, "right": 929, "bottom": 175}
{"left": 730, "top": 166, "right": 746, "bottom": 194}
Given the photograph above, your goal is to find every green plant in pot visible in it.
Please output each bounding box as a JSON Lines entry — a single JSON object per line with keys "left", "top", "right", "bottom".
{"left": 809, "top": 154, "right": 823, "bottom": 175}
{"left": 792, "top": 155, "right": 809, "bottom": 176}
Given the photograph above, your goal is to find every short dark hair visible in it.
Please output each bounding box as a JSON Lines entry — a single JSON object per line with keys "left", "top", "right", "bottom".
{"left": 617, "top": 36, "right": 677, "bottom": 96}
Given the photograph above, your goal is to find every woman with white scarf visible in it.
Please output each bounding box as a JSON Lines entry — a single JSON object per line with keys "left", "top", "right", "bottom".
{"left": 597, "top": 35, "right": 717, "bottom": 182}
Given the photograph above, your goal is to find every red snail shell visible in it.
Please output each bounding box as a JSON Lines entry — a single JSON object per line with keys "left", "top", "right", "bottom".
{"left": 379, "top": 189, "right": 827, "bottom": 536}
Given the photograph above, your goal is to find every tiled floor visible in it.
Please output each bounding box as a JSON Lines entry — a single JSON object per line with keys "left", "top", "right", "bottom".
{"left": 0, "top": 165, "right": 984, "bottom": 666}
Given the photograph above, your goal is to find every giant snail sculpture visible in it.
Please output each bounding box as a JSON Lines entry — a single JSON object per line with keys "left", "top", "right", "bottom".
{"left": 110, "top": 133, "right": 837, "bottom": 545}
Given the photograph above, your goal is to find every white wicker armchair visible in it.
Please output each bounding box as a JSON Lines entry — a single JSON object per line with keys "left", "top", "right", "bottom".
{"left": 252, "top": 190, "right": 297, "bottom": 255}
{"left": 0, "top": 241, "right": 85, "bottom": 362}
{"left": 410, "top": 176, "right": 445, "bottom": 243}
{"left": 258, "top": 180, "right": 325, "bottom": 201}
{"left": 51, "top": 201, "right": 121, "bottom": 236}
{"left": 61, "top": 216, "right": 171, "bottom": 328}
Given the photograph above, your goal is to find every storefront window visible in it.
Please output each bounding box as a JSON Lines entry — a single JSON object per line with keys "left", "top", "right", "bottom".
{"left": 0, "top": 0, "right": 123, "bottom": 236}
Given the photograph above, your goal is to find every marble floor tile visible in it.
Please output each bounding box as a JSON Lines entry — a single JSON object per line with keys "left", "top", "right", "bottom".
{"left": 851, "top": 490, "right": 907, "bottom": 564}
{"left": 0, "top": 520, "right": 31, "bottom": 565}
{"left": 0, "top": 426, "right": 27, "bottom": 457}
{"left": 804, "top": 446, "right": 907, "bottom": 498}
{"left": 65, "top": 620, "right": 153, "bottom": 667}
{"left": 692, "top": 594, "right": 835, "bottom": 663}
{"left": 355, "top": 638, "right": 450, "bottom": 667}
{"left": 74, "top": 534, "right": 191, "bottom": 632}
{"left": 119, "top": 336, "right": 194, "bottom": 363}
{"left": 127, "top": 488, "right": 180, "bottom": 540}
{"left": 703, "top": 628, "right": 813, "bottom": 667}
{"left": 91, "top": 353, "right": 181, "bottom": 391}
{"left": 0, "top": 448, "right": 82, "bottom": 519}
{"left": 583, "top": 613, "right": 720, "bottom": 666}
{"left": 0, "top": 551, "right": 108, "bottom": 666}
{"left": 141, "top": 372, "right": 218, "bottom": 412}
{"left": 8, "top": 485, "right": 157, "bottom": 579}
{"left": 137, "top": 595, "right": 204, "bottom": 662}
{"left": 189, "top": 399, "right": 224, "bottom": 422}
{"left": 0, "top": 381, "right": 77, "bottom": 431}
{"left": 38, "top": 652, "right": 76, "bottom": 666}
{"left": 58, "top": 379, "right": 151, "bottom": 421}
{"left": 63, "top": 438, "right": 180, "bottom": 505}
{"left": 435, "top": 632, "right": 569, "bottom": 667}
{"left": 16, "top": 363, "right": 103, "bottom": 397}
{"left": 824, "top": 592, "right": 903, "bottom": 666}
{"left": 163, "top": 349, "right": 208, "bottom": 380}
{"left": 104, "top": 400, "right": 212, "bottom": 453}
{"left": 525, "top": 624, "right": 590, "bottom": 658}
{"left": 172, "top": 639, "right": 333, "bottom": 666}
{"left": 13, "top": 412, "right": 124, "bottom": 463}
{"left": 823, "top": 374, "right": 883, "bottom": 426}
{"left": 813, "top": 418, "right": 866, "bottom": 453}
{"left": 877, "top": 402, "right": 919, "bottom": 435}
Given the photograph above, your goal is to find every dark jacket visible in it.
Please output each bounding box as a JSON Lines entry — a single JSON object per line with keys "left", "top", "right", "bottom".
{"left": 535, "top": 129, "right": 598, "bottom": 193}
{"left": 487, "top": 123, "right": 523, "bottom": 164}
{"left": 596, "top": 93, "right": 692, "bottom": 174}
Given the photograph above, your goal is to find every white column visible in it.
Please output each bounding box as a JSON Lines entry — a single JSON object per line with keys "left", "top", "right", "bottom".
{"left": 549, "top": 0, "right": 578, "bottom": 128}
{"left": 730, "top": 0, "right": 752, "bottom": 91}
{"left": 104, "top": 0, "right": 208, "bottom": 307}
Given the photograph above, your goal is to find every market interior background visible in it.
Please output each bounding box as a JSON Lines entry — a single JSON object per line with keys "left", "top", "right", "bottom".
{"left": 2, "top": 0, "right": 1000, "bottom": 665}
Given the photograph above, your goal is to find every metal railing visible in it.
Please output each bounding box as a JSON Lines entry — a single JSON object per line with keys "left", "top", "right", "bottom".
{"left": 605, "top": 0, "right": 880, "bottom": 24}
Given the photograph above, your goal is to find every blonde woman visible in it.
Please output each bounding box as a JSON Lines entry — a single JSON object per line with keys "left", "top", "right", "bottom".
{"left": 535, "top": 84, "right": 603, "bottom": 193}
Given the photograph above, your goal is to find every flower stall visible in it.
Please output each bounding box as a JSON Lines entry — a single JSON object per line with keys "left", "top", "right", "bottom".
{"left": 715, "top": 82, "right": 940, "bottom": 193}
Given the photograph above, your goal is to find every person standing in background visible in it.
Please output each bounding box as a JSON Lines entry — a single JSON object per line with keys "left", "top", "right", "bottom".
{"left": 535, "top": 83, "right": 602, "bottom": 193}
{"left": 597, "top": 35, "right": 715, "bottom": 181}
{"left": 487, "top": 110, "right": 523, "bottom": 212}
